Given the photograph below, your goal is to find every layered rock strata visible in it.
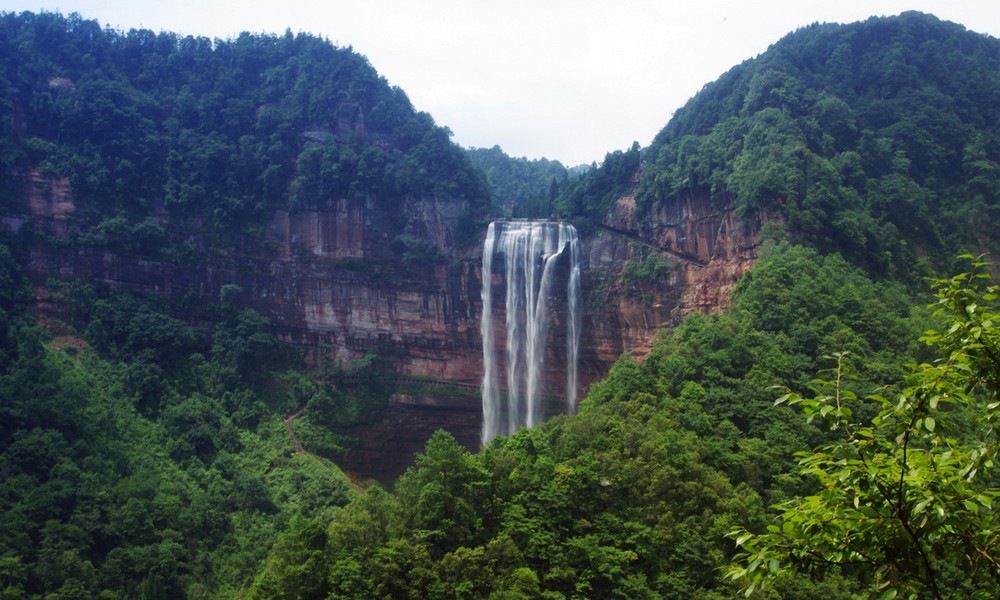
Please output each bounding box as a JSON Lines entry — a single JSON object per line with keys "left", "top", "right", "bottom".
{"left": 7, "top": 171, "right": 761, "bottom": 481}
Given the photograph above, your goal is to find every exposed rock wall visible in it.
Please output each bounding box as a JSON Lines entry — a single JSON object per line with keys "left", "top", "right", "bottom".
{"left": 339, "top": 392, "right": 481, "bottom": 483}
{"left": 643, "top": 189, "right": 764, "bottom": 315}
{"left": 24, "top": 169, "right": 75, "bottom": 239}
{"left": 6, "top": 170, "right": 762, "bottom": 481}
{"left": 589, "top": 187, "right": 763, "bottom": 362}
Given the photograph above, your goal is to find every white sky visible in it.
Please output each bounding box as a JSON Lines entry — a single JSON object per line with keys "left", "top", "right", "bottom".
{"left": 3, "top": 1, "right": 1000, "bottom": 166}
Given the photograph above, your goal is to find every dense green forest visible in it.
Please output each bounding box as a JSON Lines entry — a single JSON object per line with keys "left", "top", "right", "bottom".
{"left": 0, "top": 10, "right": 489, "bottom": 252}
{"left": 1, "top": 9, "right": 999, "bottom": 599}
{"left": 464, "top": 146, "right": 575, "bottom": 218}
{"left": 0, "top": 242, "right": 358, "bottom": 597}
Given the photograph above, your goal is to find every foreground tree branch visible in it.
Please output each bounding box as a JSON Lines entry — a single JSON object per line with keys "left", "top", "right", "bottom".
{"left": 729, "top": 256, "right": 1000, "bottom": 599}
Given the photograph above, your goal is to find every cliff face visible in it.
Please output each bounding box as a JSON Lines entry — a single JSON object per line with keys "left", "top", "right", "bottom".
{"left": 9, "top": 170, "right": 761, "bottom": 481}
{"left": 18, "top": 170, "right": 481, "bottom": 372}
{"left": 260, "top": 199, "right": 483, "bottom": 382}
{"left": 0, "top": 12, "right": 768, "bottom": 482}
{"left": 586, "top": 187, "right": 762, "bottom": 363}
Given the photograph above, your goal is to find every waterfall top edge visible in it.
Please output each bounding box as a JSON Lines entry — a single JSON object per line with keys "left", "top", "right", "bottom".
{"left": 488, "top": 219, "right": 577, "bottom": 228}
{"left": 490, "top": 218, "right": 568, "bottom": 223}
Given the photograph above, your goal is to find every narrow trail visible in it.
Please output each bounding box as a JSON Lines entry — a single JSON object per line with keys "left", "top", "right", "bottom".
{"left": 283, "top": 406, "right": 307, "bottom": 453}
{"left": 282, "top": 405, "right": 368, "bottom": 493}
{"left": 335, "top": 376, "right": 565, "bottom": 402}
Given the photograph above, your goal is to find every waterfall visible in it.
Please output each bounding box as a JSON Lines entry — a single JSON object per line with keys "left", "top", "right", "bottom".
{"left": 481, "top": 220, "right": 582, "bottom": 444}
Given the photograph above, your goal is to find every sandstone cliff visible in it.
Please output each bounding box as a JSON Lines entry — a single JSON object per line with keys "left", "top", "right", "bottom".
{"left": 8, "top": 168, "right": 761, "bottom": 480}
{"left": 587, "top": 186, "right": 763, "bottom": 362}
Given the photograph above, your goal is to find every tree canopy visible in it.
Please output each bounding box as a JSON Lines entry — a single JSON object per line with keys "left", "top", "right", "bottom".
{"left": 464, "top": 145, "right": 573, "bottom": 218}
{"left": 0, "top": 10, "right": 489, "bottom": 249}
{"left": 550, "top": 12, "right": 1000, "bottom": 280}
{"left": 732, "top": 257, "right": 1000, "bottom": 599}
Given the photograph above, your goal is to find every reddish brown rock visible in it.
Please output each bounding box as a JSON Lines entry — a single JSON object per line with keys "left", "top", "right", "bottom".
{"left": 5, "top": 170, "right": 764, "bottom": 481}
{"left": 25, "top": 169, "right": 74, "bottom": 239}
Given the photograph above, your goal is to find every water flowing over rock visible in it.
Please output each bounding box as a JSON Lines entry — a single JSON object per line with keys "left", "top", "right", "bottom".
{"left": 481, "top": 221, "right": 582, "bottom": 443}
{"left": 12, "top": 170, "right": 761, "bottom": 481}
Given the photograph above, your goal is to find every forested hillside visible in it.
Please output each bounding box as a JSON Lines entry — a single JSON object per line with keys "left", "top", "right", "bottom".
{"left": 639, "top": 11, "right": 1000, "bottom": 277}
{"left": 555, "top": 12, "right": 1000, "bottom": 282}
{"left": 464, "top": 145, "right": 573, "bottom": 218}
{"left": 0, "top": 240, "right": 365, "bottom": 597}
{"left": 247, "top": 12, "right": 1000, "bottom": 599}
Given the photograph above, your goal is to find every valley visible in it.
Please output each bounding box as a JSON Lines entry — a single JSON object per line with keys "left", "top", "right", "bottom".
{"left": 0, "top": 9, "right": 998, "bottom": 599}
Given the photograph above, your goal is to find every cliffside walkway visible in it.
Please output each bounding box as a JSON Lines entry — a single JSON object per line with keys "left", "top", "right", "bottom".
{"left": 337, "top": 375, "right": 481, "bottom": 391}
{"left": 283, "top": 406, "right": 306, "bottom": 453}
{"left": 592, "top": 223, "right": 707, "bottom": 268}
{"left": 491, "top": 218, "right": 707, "bottom": 269}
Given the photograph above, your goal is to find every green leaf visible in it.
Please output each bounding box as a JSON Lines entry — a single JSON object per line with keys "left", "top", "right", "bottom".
{"left": 924, "top": 417, "right": 935, "bottom": 432}
{"left": 768, "top": 558, "right": 779, "bottom": 574}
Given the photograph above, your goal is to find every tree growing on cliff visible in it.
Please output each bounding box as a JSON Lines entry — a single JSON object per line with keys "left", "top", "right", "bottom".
{"left": 730, "top": 256, "right": 1000, "bottom": 599}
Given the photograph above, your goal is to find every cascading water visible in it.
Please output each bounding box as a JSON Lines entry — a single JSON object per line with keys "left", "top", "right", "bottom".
{"left": 481, "top": 220, "right": 582, "bottom": 444}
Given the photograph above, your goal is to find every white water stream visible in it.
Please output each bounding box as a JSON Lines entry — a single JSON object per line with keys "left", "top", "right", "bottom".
{"left": 480, "top": 221, "right": 582, "bottom": 444}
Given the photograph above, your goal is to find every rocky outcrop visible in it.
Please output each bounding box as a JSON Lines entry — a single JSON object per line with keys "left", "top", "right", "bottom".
{"left": 642, "top": 189, "right": 764, "bottom": 315}
{"left": 585, "top": 187, "right": 763, "bottom": 363}
{"left": 577, "top": 228, "right": 680, "bottom": 371}
{"left": 24, "top": 168, "right": 75, "bottom": 239}
{"left": 339, "top": 392, "right": 481, "bottom": 483}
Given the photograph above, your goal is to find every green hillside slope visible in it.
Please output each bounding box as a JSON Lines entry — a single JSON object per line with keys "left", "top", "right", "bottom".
{"left": 464, "top": 145, "right": 573, "bottom": 218}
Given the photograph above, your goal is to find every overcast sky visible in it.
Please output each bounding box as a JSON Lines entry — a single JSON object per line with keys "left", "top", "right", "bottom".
{"left": 4, "top": 1, "right": 1000, "bottom": 166}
